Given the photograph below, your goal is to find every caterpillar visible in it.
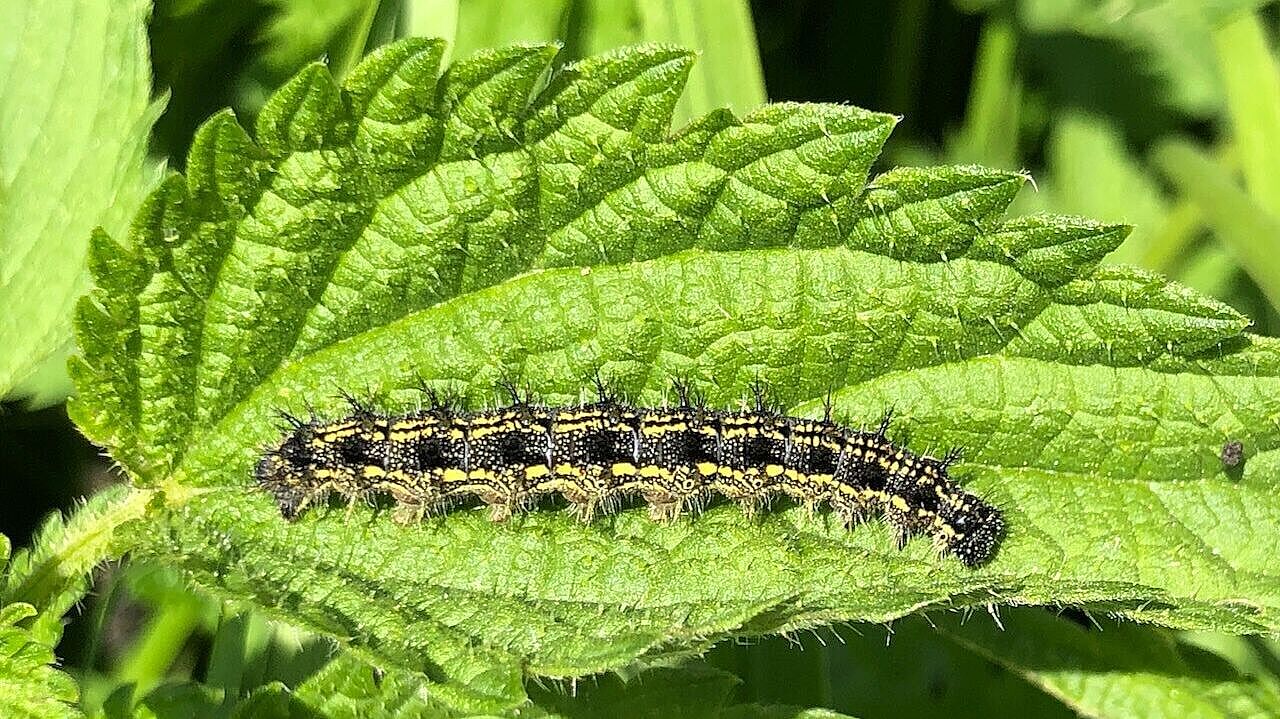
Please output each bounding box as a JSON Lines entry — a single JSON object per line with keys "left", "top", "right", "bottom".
{"left": 255, "top": 381, "right": 1004, "bottom": 567}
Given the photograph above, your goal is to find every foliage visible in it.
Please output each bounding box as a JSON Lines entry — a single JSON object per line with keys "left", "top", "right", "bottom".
{"left": 0, "top": 601, "right": 81, "bottom": 719}
{"left": 66, "top": 33, "right": 1280, "bottom": 715}
{"left": 0, "top": 0, "right": 162, "bottom": 406}
{"left": 4, "top": 2, "right": 1280, "bottom": 718}
{"left": 0, "top": 488, "right": 153, "bottom": 717}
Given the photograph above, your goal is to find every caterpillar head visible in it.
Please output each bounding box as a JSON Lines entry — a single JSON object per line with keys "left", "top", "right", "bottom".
{"left": 937, "top": 494, "right": 1004, "bottom": 567}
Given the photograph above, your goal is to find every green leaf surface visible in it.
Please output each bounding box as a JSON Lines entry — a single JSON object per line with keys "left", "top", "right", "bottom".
{"left": 1, "top": 528, "right": 84, "bottom": 719}
{"left": 403, "top": 0, "right": 460, "bottom": 52}
{"left": 132, "top": 681, "right": 225, "bottom": 719}
{"left": 70, "top": 40, "right": 1280, "bottom": 712}
{"left": 263, "top": 0, "right": 377, "bottom": 70}
{"left": 1, "top": 485, "right": 149, "bottom": 648}
{"left": 948, "top": 15, "right": 1021, "bottom": 169}
{"left": 286, "top": 652, "right": 455, "bottom": 718}
{"left": 251, "top": 0, "right": 382, "bottom": 90}
{"left": 1179, "top": 631, "right": 1280, "bottom": 686}
{"left": 285, "top": 651, "right": 846, "bottom": 719}
{"left": 934, "top": 608, "right": 1280, "bottom": 718}
{"left": 0, "top": 602, "right": 82, "bottom": 719}
{"left": 140, "top": 650, "right": 839, "bottom": 719}
{"left": 0, "top": 0, "right": 162, "bottom": 405}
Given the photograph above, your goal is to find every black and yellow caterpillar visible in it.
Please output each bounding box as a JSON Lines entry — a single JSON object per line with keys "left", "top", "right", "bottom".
{"left": 255, "top": 382, "right": 1004, "bottom": 566}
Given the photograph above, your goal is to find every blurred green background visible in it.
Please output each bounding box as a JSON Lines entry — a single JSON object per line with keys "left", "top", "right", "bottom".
{"left": 2, "top": 1, "right": 1279, "bottom": 715}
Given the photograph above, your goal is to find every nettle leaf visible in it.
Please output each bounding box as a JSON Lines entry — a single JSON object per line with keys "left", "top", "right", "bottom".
{"left": 282, "top": 650, "right": 853, "bottom": 719}
{"left": 0, "top": 603, "right": 81, "bottom": 719}
{"left": 284, "top": 652, "right": 457, "bottom": 719}
{"left": 0, "top": 0, "right": 162, "bottom": 405}
{"left": 281, "top": 652, "right": 761, "bottom": 719}
{"left": 70, "top": 39, "right": 1280, "bottom": 712}
{"left": 1, "top": 485, "right": 148, "bottom": 649}
{"left": 0, "top": 536, "right": 82, "bottom": 719}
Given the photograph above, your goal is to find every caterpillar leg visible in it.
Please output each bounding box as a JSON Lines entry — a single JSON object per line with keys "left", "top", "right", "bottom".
{"left": 391, "top": 500, "right": 428, "bottom": 525}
